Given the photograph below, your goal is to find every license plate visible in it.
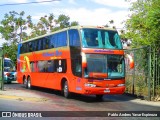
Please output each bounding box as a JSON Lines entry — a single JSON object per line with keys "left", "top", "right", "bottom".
{"left": 104, "top": 88, "right": 110, "bottom": 93}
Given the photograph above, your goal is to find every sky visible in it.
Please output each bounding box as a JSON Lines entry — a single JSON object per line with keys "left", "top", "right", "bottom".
{"left": 0, "top": 0, "right": 135, "bottom": 46}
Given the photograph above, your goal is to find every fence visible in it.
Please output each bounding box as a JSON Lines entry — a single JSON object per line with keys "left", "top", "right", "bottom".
{"left": 125, "top": 46, "right": 160, "bottom": 101}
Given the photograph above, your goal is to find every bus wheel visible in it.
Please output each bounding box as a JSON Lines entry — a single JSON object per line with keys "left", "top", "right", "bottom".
{"left": 27, "top": 77, "right": 32, "bottom": 89}
{"left": 63, "top": 81, "right": 70, "bottom": 98}
{"left": 24, "top": 77, "right": 28, "bottom": 88}
{"left": 96, "top": 95, "right": 103, "bottom": 101}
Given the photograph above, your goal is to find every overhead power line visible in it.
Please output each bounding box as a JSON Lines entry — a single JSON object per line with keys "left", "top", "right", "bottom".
{"left": 0, "top": 0, "right": 61, "bottom": 7}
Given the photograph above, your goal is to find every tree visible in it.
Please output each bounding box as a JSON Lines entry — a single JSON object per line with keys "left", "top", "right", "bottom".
{"left": 2, "top": 42, "right": 17, "bottom": 64}
{"left": 29, "top": 14, "right": 79, "bottom": 37}
{"left": 53, "top": 14, "right": 79, "bottom": 31}
{"left": 104, "top": 20, "right": 116, "bottom": 29}
{"left": 0, "top": 11, "right": 33, "bottom": 43}
{"left": 125, "top": 0, "right": 160, "bottom": 48}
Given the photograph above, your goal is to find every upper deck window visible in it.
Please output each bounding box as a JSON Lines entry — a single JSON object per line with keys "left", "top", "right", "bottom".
{"left": 69, "top": 29, "right": 80, "bottom": 47}
{"left": 81, "top": 28, "right": 122, "bottom": 49}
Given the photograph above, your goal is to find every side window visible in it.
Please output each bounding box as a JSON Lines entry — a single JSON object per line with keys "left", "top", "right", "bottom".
{"left": 23, "top": 43, "right": 28, "bottom": 53}
{"left": 54, "top": 34, "right": 58, "bottom": 48}
{"left": 47, "top": 60, "right": 54, "bottom": 72}
{"left": 43, "top": 37, "right": 50, "bottom": 49}
{"left": 32, "top": 40, "right": 37, "bottom": 51}
{"left": 49, "top": 35, "right": 55, "bottom": 48}
{"left": 69, "top": 29, "right": 80, "bottom": 46}
{"left": 38, "top": 39, "right": 43, "bottom": 50}
{"left": 35, "top": 40, "right": 39, "bottom": 51}
{"left": 57, "top": 31, "right": 67, "bottom": 47}
{"left": 54, "top": 59, "right": 67, "bottom": 73}
{"left": 71, "top": 55, "right": 82, "bottom": 77}
{"left": 30, "top": 62, "right": 34, "bottom": 72}
{"left": 29, "top": 42, "right": 32, "bottom": 52}
{"left": 37, "top": 60, "right": 54, "bottom": 73}
{"left": 20, "top": 44, "right": 24, "bottom": 54}
{"left": 38, "top": 61, "right": 47, "bottom": 72}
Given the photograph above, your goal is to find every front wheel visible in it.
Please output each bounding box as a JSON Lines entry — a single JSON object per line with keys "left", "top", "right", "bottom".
{"left": 63, "top": 81, "right": 70, "bottom": 98}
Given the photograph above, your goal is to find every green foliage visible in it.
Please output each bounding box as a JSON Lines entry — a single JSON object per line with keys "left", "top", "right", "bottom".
{"left": 0, "top": 11, "right": 79, "bottom": 64}
{"left": 0, "top": 11, "right": 33, "bottom": 43}
{"left": 125, "top": 0, "right": 160, "bottom": 48}
{"left": 2, "top": 42, "right": 17, "bottom": 65}
{"left": 29, "top": 14, "right": 79, "bottom": 38}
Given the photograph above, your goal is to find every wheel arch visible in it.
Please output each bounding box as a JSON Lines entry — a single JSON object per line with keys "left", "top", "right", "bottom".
{"left": 22, "top": 75, "right": 26, "bottom": 84}
{"left": 61, "top": 77, "right": 68, "bottom": 90}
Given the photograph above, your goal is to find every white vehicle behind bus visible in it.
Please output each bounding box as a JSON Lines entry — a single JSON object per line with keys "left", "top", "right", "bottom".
{"left": 4, "top": 58, "right": 17, "bottom": 83}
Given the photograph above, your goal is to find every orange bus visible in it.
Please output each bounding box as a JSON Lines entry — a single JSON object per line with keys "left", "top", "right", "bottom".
{"left": 17, "top": 26, "right": 133, "bottom": 99}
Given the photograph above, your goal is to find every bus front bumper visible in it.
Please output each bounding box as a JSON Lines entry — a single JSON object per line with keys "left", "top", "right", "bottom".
{"left": 83, "top": 86, "right": 125, "bottom": 95}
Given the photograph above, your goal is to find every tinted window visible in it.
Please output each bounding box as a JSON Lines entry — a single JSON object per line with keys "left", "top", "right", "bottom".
{"left": 47, "top": 60, "right": 54, "bottom": 72}
{"left": 69, "top": 29, "right": 80, "bottom": 46}
{"left": 20, "top": 44, "right": 24, "bottom": 54}
{"left": 24, "top": 43, "right": 28, "bottom": 53}
{"left": 43, "top": 37, "right": 50, "bottom": 49}
{"left": 81, "top": 29, "right": 122, "bottom": 49}
{"left": 57, "top": 31, "right": 67, "bottom": 47}
{"left": 71, "top": 56, "right": 82, "bottom": 77}
{"left": 38, "top": 39, "right": 43, "bottom": 50}
{"left": 37, "top": 60, "right": 54, "bottom": 72}
{"left": 55, "top": 59, "right": 67, "bottom": 73}
{"left": 20, "top": 31, "right": 68, "bottom": 54}
{"left": 29, "top": 42, "right": 32, "bottom": 52}
{"left": 32, "top": 40, "right": 38, "bottom": 51}
{"left": 49, "top": 35, "right": 55, "bottom": 48}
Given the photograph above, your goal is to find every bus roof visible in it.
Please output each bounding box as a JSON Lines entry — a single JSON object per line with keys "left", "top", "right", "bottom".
{"left": 20, "top": 26, "right": 117, "bottom": 44}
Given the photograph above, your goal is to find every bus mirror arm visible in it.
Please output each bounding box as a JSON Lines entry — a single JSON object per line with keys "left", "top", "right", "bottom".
{"left": 125, "top": 54, "right": 134, "bottom": 69}
{"left": 82, "top": 62, "right": 87, "bottom": 68}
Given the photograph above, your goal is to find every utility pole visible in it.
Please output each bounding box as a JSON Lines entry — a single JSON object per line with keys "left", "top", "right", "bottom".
{"left": 0, "top": 47, "right": 4, "bottom": 90}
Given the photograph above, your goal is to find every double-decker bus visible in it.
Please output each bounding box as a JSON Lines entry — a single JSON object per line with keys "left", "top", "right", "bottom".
{"left": 17, "top": 26, "right": 134, "bottom": 99}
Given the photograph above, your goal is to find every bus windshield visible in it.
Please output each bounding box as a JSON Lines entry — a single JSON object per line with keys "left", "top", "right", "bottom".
{"left": 81, "top": 28, "right": 122, "bottom": 49}
{"left": 84, "top": 54, "right": 125, "bottom": 79}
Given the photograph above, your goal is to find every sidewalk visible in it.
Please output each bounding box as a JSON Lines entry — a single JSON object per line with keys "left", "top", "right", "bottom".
{"left": 0, "top": 85, "right": 50, "bottom": 103}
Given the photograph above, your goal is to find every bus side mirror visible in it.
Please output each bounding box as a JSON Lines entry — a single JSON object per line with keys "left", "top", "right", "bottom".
{"left": 125, "top": 54, "right": 134, "bottom": 69}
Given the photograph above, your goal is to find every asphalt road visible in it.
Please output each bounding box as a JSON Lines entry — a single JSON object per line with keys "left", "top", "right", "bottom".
{"left": 0, "top": 82, "right": 160, "bottom": 120}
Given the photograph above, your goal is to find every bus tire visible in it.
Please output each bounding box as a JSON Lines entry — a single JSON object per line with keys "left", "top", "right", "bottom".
{"left": 96, "top": 95, "right": 103, "bottom": 101}
{"left": 27, "top": 77, "right": 32, "bottom": 89}
{"left": 63, "top": 81, "right": 70, "bottom": 98}
{"left": 23, "top": 77, "right": 28, "bottom": 88}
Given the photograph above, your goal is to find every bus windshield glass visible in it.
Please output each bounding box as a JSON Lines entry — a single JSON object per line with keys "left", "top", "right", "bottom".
{"left": 81, "top": 28, "right": 122, "bottom": 49}
{"left": 84, "top": 54, "right": 125, "bottom": 79}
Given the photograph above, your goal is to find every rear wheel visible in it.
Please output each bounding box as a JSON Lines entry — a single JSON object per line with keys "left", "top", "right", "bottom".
{"left": 63, "top": 81, "right": 70, "bottom": 98}
{"left": 23, "top": 77, "right": 28, "bottom": 88}
{"left": 27, "top": 77, "right": 32, "bottom": 89}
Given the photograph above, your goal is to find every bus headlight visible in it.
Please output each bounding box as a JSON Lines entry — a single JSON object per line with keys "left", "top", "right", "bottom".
{"left": 84, "top": 83, "right": 96, "bottom": 87}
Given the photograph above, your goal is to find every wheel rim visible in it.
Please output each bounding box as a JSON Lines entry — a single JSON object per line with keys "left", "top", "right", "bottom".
{"left": 64, "top": 82, "right": 68, "bottom": 97}
{"left": 27, "top": 78, "right": 31, "bottom": 89}
{"left": 24, "top": 78, "right": 27, "bottom": 88}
